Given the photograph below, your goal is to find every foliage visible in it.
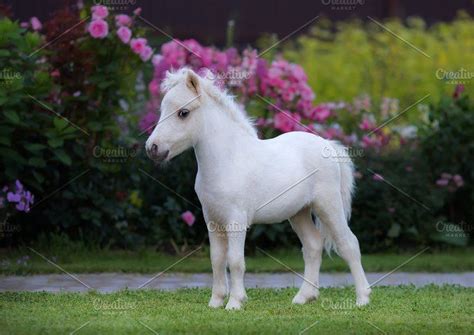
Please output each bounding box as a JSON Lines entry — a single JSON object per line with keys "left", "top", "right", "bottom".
{"left": 1, "top": 6, "right": 471, "bottom": 252}
{"left": 0, "top": 6, "right": 156, "bottom": 248}
{"left": 281, "top": 14, "right": 474, "bottom": 120}
{"left": 419, "top": 92, "right": 474, "bottom": 242}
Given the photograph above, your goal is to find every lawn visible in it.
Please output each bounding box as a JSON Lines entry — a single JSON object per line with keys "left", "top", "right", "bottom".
{"left": 1, "top": 247, "right": 473, "bottom": 275}
{"left": 0, "top": 286, "right": 472, "bottom": 334}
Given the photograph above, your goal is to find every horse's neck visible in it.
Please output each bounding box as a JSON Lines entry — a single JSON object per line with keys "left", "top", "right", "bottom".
{"left": 193, "top": 109, "right": 256, "bottom": 177}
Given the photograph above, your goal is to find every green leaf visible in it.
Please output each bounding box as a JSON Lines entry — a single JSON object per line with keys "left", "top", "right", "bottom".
{"left": 0, "top": 136, "right": 11, "bottom": 146}
{"left": 25, "top": 143, "right": 47, "bottom": 152}
{"left": 387, "top": 223, "right": 401, "bottom": 238}
{"left": 3, "top": 110, "right": 20, "bottom": 124}
{"left": 0, "top": 147, "right": 27, "bottom": 164}
{"left": 54, "top": 149, "right": 72, "bottom": 166}
{"left": 28, "top": 157, "right": 46, "bottom": 167}
{"left": 32, "top": 170, "right": 45, "bottom": 183}
{"left": 47, "top": 138, "right": 64, "bottom": 148}
{"left": 53, "top": 117, "right": 69, "bottom": 131}
{"left": 87, "top": 121, "right": 102, "bottom": 132}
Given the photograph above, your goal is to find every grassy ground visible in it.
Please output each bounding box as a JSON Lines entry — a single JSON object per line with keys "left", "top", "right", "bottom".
{"left": 1, "top": 247, "right": 473, "bottom": 275}
{"left": 0, "top": 286, "right": 472, "bottom": 334}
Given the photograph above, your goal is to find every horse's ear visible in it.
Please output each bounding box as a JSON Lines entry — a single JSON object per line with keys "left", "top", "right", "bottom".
{"left": 185, "top": 70, "right": 200, "bottom": 95}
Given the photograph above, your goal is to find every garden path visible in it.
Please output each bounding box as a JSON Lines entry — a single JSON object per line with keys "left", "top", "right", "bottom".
{"left": 1, "top": 272, "right": 473, "bottom": 292}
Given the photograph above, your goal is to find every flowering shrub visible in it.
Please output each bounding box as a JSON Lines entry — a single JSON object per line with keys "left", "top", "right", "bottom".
{"left": 1, "top": 180, "right": 34, "bottom": 213}
{"left": 142, "top": 39, "right": 406, "bottom": 154}
{"left": 85, "top": 5, "right": 155, "bottom": 62}
{"left": 284, "top": 15, "right": 474, "bottom": 115}
{"left": 0, "top": 4, "right": 157, "bottom": 247}
{"left": 0, "top": 3, "right": 471, "bottom": 251}
{"left": 419, "top": 91, "right": 474, "bottom": 239}
{"left": 138, "top": 38, "right": 471, "bottom": 249}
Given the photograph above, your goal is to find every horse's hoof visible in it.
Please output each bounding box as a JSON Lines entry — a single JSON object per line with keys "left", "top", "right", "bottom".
{"left": 292, "top": 292, "right": 318, "bottom": 305}
{"left": 356, "top": 295, "right": 370, "bottom": 307}
{"left": 208, "top": 296, "right": 225, "bottom": 308}
{"left": 225, "top": 298, "right": 243, "bottom": 310}
{"left": 356, "top": 289, "right": 371, "bottom": 306}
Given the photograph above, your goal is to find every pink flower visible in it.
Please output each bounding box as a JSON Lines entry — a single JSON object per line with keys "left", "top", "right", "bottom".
{"left": 50, "top": 69, "right": 60, "bottom": 78}
{"left": 133, "top": 7, "right": 142, "bottom": 16}
{"left": 372, "top": 173, "right": 384, "bottom": 182}
{"left": 453, "top": 174, "right": 464, "bottom": 187}
{"left": 139, "top": 110, "right": 158, "bottom": 134}
{"left": 152, "top": 54, "right": 163, "bottom": 67}
{"left": 310, "top": 105, "right": 331, "bottom": 122}
{"left": 88, "top": 19, "right": 109, "bottom": 39}
{"left": 130, "top": 38, "right": 147, "bottom": 55}
{"left": 140, "top": 46, "right": 153, "bottom": 61}
{"left": 20, "top": 22, "right": 29, "bottom": 28}
{"left": 91, "top": 5, "right": 109, "bottom": 19}
{"left": 181, "top": 211, "right": 195, "bottom": 227}
{"left": 441, "top": 173, "right": 452, "bottom": 180}
{"left": 274, "top": 111, "right": 300, "bottom": 133}
{"left": 453, "top": 84, "right": 464, "bottom": 99}
{"left": 30, "top": 17, "right": 42, "bottom": 31}
{"left": 436, "top": 178, "right": 449, "bottom": 187}
{"left": 115, "top": 14, "right": 131, "bottom": 27}
{"left": 148, "top": 79, "right": 160, "bottom": 96}
{"left": 359, "top": 117, "right": 375, "bottom": 131}
{"left": 116, "top": 26, "right": 131, "bottom": 44}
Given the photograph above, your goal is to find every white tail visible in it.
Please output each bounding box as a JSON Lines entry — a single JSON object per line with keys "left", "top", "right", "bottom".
{"left": 318, "top": 141, "right": 355, "bottom": 254}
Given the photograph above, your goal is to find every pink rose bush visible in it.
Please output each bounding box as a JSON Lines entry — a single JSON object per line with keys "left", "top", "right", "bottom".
{"left": 141, "top": 39, "right": 403, "bottom": 152}
{"left": 86, "top": 6, "right": 154, "bottom": 63}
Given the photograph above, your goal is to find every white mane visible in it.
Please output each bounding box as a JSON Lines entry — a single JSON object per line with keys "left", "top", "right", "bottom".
{"left": 161, "top": 68, "right": 257, "bottom": 137}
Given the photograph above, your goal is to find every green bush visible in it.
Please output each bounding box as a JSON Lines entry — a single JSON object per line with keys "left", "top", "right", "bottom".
{"left": 419, "top": 93, "right": 474, "bottom": 242}
{"left": 1, "top": 7, "right": 471, "bottom": 252}
{"left": 281, "top": 14, "right": 474, "bottom": 121}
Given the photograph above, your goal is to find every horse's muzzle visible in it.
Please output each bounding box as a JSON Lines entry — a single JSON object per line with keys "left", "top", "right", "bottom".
{"left": 146, "top": 143, "right": 169, "bottom": 162}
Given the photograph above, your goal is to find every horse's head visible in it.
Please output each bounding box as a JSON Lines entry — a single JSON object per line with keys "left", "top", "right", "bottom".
{"left": 145, "top": 68, "right": 204, "bottom": 163}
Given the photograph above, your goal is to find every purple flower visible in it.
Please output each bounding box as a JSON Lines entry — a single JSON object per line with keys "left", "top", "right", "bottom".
{"left": 3, "top": 180, "right": 34, "bottom": 212}
{"left": 15, "top": 180, "right": 23, "bottom": 192}
{"left": 7, "top": 192, "right": 21, "bottom": 202}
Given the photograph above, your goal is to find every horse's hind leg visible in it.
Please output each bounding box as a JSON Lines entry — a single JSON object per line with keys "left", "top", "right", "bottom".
{"left": 312, "top": 191, "right": 371, "bottom": 306}
{"left": 289, "top": 207, "right": 323, "bottom": 304}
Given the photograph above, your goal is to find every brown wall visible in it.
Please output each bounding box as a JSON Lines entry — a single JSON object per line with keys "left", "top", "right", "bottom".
{"left": 2, "top": 0, "right": 473, "bottom": 46}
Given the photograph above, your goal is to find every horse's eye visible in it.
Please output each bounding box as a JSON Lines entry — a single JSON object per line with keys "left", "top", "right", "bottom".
{"left": 178, "top": 108, "right": 190, "bottom": 119}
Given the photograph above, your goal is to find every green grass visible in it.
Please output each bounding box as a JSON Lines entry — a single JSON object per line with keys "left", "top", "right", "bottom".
{"left": 0, "top": 286, "right": 472, "bottom": 334}
{"left": 1, "top": 247, "right": 473, "bottom": 275}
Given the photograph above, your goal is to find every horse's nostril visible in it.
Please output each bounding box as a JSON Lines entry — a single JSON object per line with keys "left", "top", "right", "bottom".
{"left": 151, "top": 144, "right": 158, "bottom": 155}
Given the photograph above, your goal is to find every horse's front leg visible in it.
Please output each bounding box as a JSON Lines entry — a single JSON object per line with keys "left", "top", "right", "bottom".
{"left": 208, "top": 227, "right": 228, "bottom": 308}
{"left": 225, "top": 219, "right": 248, "bottom": 310}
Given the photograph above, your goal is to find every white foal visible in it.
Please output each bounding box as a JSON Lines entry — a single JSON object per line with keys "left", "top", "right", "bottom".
{"left": 145, "top": 68, "right": 371, "bottom": 310}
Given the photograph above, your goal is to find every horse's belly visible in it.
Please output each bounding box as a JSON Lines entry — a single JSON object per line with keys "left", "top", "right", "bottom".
{"left": 251, "top": 183, "right": 315, "bottom": 224}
